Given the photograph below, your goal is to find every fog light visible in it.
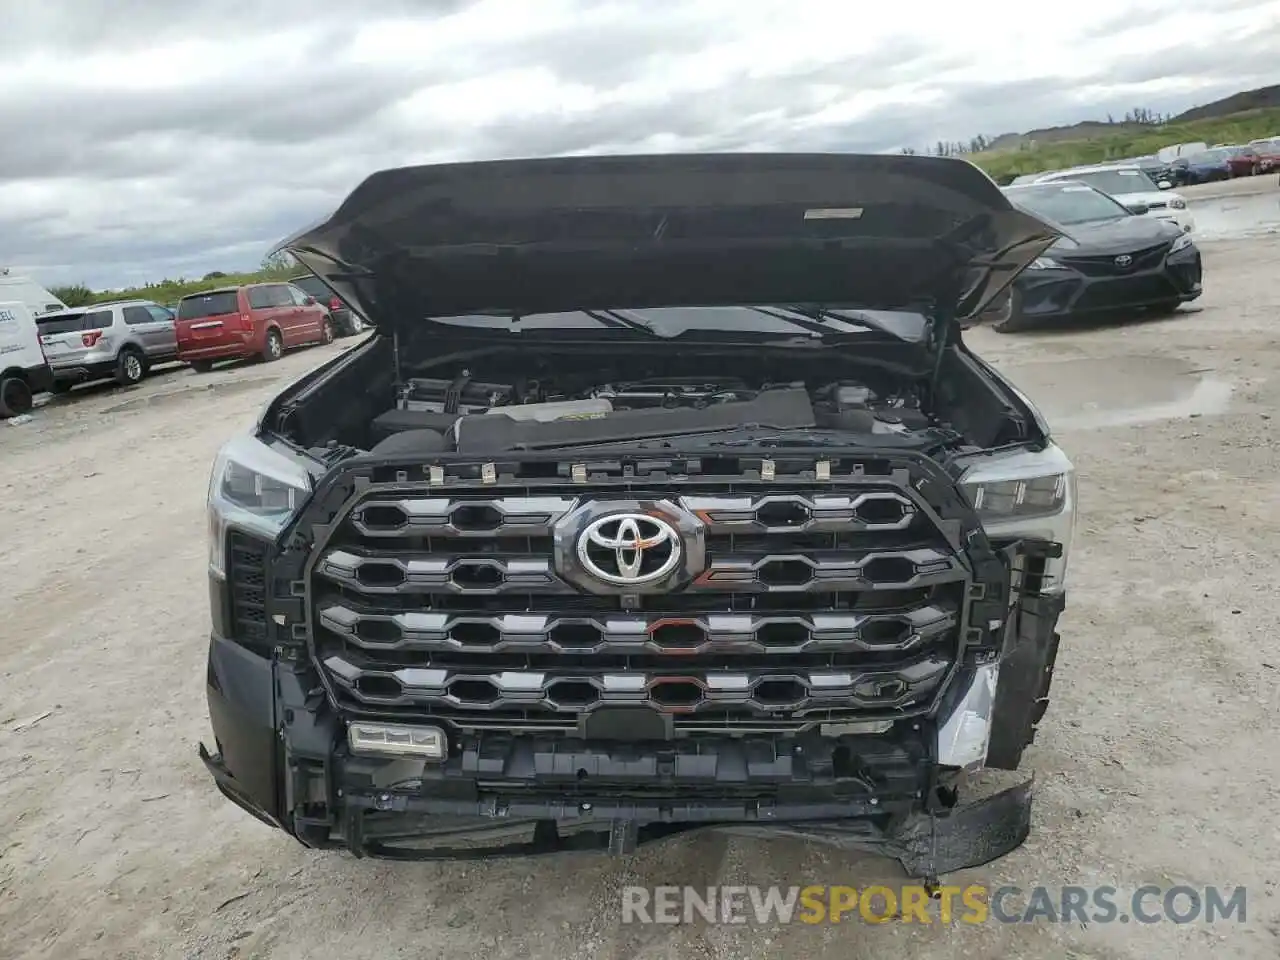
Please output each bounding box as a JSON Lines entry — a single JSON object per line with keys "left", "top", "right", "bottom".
{"left": 348, "top": 722, "right": 447, "bottom": 759}
{"left": 936, "top": 664, "right": 999, "bottom": 770}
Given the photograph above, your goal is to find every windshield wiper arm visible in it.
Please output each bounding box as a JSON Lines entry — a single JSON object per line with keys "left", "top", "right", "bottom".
{"left": 586, "top": 309, "right": 668, "bottom": 337}
{"left": 776, "top": 305, "right": 904, "bottom": 336}
{"left": 597, "top": 306, "right": 887, "bottom": 342}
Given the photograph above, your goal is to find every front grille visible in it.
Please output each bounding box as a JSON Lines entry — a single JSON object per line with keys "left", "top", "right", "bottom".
{"left": 304, "top": 464, "right": 978, "bottom": 734}
{"left": 1061, "top": 242, "right": 1169, "bottom": 277}
{"left": 227, "top": 531, "right": 270, "bottom": 646}
{"left": 1073, "top": 273, "right": 1178, "bottom": 310}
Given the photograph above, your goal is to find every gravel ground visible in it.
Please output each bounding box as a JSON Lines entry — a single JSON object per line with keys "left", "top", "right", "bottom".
{"left": 2, "top": 235, "right": 1279, "bottom": 960}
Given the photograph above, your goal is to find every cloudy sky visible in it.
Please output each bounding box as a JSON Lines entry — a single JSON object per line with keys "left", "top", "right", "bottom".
{"left": 3, "top": 0, "right": 1278, "bottom": 290}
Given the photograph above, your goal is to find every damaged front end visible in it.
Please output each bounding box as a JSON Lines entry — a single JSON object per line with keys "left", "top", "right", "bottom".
{"left": 201, "top": 439, "right": 1070, "bottom": 881}
{"left": 198, "top": 151, "right": 1073, "bottom": 878}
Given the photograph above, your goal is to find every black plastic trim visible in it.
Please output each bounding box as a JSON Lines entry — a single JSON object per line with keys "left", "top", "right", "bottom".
{"left": 276, "top": 447, "right": 1010, "bottom": 734}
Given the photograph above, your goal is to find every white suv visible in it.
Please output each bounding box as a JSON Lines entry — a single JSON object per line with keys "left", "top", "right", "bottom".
{"left": 36, "top": 299, "right": 179, "bottom": 391}
{"left": 1032, "top": 164, "right": 1195, "bottom": 233}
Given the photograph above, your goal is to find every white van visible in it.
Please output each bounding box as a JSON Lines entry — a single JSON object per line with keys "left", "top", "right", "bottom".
{"left": 0, "top": 271, "right": 70, "bottom": 318}
{"left": 0, "top": 300, "right": 57, "bottom": 417}
{"left": 1156, "top": 142, "right": 1208, "bottom": 163}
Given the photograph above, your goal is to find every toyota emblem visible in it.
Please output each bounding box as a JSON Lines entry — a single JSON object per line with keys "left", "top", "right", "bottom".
{"left": 1114, "top": 254, "right": 1133, "bottom": 268}
{"left": 577, "top": 513, "right": 682, "bottom": 586}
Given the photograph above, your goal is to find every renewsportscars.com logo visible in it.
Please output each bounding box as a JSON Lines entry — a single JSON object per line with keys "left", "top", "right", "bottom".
{"left": 621, "top": 885, "right": 1248, "bottom": 926}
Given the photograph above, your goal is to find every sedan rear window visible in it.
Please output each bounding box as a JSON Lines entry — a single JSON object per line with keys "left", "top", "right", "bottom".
{"left": 179, "top": 291, "right": 240, "bottom": 320}
{"left": 35, "top": 311, "right": 94, "bottom": 334}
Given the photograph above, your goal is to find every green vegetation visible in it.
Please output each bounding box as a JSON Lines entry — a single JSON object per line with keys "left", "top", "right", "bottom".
{"left": 60, "top": 254, "right": 301, "bottom": 308}
{"left": 969, "top": 107, "right": 1280, "bottom": 183}
{"left": 49, "top": 283, "right": 95, "bottom": 307}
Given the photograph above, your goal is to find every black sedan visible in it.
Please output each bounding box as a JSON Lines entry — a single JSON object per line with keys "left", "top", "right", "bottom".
{"left": 289, "top": 273, "right": 366, "bottom": 337}
{"left": 984, "top": 181, "right": 1202, "bottom": 333}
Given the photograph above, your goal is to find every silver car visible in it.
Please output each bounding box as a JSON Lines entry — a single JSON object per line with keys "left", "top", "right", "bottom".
{"left": 37, "top": 299, "right": 178, "bottom": 391}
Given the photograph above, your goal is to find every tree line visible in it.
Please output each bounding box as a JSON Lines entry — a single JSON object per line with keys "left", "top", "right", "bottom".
{"left": 900, "top": 106, "right": 1175, "bottom": 158}
{"left": 49, "top": 255, "right": 298, "bottom": 309}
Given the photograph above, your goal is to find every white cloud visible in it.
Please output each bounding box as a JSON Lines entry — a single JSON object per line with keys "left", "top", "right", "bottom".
{"left": 1, "top": 0, "right": 1278, "bottom": 287}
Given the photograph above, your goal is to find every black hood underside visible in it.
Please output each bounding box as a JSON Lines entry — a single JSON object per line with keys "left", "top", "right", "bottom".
{"left": 277, "top": 152, "right": 1059, "bottom": 333}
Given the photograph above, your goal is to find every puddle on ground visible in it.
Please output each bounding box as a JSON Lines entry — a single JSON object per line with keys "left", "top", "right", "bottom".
{"left": 992, "top": 355, "right": 1234, "bottom": 430}
{"left": 1190, "top": 191, "right": 1280, "bottom": 241}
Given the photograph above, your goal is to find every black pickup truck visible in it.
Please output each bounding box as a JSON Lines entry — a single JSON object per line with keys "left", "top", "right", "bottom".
{"left": 200, "top": 152, "right": 1075, "bottom": 879}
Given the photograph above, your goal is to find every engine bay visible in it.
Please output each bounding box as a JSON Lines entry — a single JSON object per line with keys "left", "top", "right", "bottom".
{"left": 363, "top": 368, "right": 956, "bottom": 457}
{"left": 274, "top": 321, "right": 1034, "bottom": 459}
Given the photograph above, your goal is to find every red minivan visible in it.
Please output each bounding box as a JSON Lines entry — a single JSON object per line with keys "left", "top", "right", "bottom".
{"left": 175, "top": 282, "right": 334, "bottom": 371}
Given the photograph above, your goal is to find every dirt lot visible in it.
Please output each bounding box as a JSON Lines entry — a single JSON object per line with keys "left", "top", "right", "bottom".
{"left": 2, "top": 235, "right": 1279, "bottom": 960}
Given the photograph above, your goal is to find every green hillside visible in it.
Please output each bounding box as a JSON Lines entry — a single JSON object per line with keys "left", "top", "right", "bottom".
{"left": 971, "top": 106, "right": 1280, "bottom": 182}
{"left": 53, "top": 261, "right": 302, "bottom": 309}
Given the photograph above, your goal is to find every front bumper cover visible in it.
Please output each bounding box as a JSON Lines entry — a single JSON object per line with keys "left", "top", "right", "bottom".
{"left": 200, "top": 724, "right": 1031, "bottom": 880}
{"left": 333, "top": 778, "right": 1033, "bottom": 879}
{"left": 200, "top": 576, "right": 1062, "bottom": 879}
{"left": 1017, "top": 244, "right": 1202, "bottom": 321}
{"left": 201, "top": 437, "right": 1065, "bottom": 879}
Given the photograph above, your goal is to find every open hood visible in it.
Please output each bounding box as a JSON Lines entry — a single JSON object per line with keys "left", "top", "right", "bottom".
{"left": 276, "top": 153, "right": 1060, "bottom": 335}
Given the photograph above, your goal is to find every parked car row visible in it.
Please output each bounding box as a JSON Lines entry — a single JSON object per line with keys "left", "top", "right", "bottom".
{"left": 1007, "top": 163, "right": 1195, "bottom": 233}
{"left": 1145, "top": 141, "right": 1280, "bottom": 186}
{"left": 0, "top": 273, "right": 366, "bottom": 418}
{"left": 1223, "top": 140, "right": 1280, "bottom": 176}
{"left": 978, "top": 179, "right": 1202, "bottom": 334}
{"left": 1011, "top": 137, "right": 1280, "bottom": 194}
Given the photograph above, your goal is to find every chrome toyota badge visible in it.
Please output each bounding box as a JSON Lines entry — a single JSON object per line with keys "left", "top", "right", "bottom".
{"left": 1114, "top": 254, "right": 1133, "bottom": 268}
{"left": 577, "top": 513, "right": 682, "bottom": 586}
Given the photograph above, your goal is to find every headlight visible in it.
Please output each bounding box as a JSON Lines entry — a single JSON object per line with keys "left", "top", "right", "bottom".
{"left": 967, "top": 473, "right": 1069, "bottom": 520}
{"left": 1168, "top": 197, "right": 1187, "bottom": 210}
{"left": 207, "top": 434, "right": 312, "bottom": 578}
{"left": 1027, "top": 257, "right": 1064, "bottom": 270}
{"left": 960, "top": 443, "right": 1076, "bottom": 593}
{"left": 1169, "top": 232, "right": 1194, "bottom": 254}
